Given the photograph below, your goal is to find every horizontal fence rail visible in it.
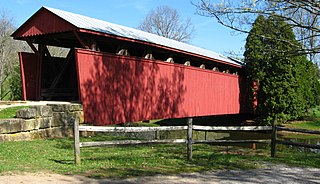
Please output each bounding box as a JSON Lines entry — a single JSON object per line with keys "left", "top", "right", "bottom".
{"left": 192, "top": 125, "right": 272, "bottom": 131}
{"left": 74, "top": 118, "right": 320, "bottom": 165}
{"left": 271, "top": 122, "right": 320, "bottom": 157}
{"left": 74, "top": 117, "right": 273, "bottom": 165}
{"left": 276, "top": 140, "right": 320, "bottom": 149}
{"left": 79, "top": 125, "right": 188, "bottom": 132}
{"left": 276, "top": 127, "right": 320, "bottom": 135}
{"left": 80, "top": 139, "right": 187, "bottom": 147}
{"left": 192, "top": 139, "right": 270, "bottom": 144}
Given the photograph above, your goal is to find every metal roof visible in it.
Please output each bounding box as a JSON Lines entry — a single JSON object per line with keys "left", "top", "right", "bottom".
{"left": 44, "top": 7, "right": 243, "bottom": 66}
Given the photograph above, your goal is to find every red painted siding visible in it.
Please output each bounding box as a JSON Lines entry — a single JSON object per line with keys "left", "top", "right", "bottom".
{"left": 19, "top": 52, "right": 40, "bottom": 100}
{"left": 12, "top": 8, "right": 76, "bottom": 39}
{"left": 76, "top": 49, "right": 248, "bottom": 125}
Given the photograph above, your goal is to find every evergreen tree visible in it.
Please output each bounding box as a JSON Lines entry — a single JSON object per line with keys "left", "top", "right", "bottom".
{"left": 244, "top": 14, "right": 320, "bottom": 123}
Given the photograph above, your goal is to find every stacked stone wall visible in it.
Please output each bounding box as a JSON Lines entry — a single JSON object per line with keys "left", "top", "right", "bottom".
{"left": 0, "top": 103, "right": 84, "bottom": 142}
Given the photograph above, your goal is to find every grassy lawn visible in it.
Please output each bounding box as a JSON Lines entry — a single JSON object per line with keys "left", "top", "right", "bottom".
{"left": 0, "top": 106, "right": 28, "bottom": 119}
{"left": 280, "top": 107, "right": 320, "bottom": 139}
{"left": 283, "top": 107, "right": 320, "bottom": 131}
{"left": 0, "top": 134, "right": 319, "bottom": 178}
{"left": 284, "top": 121, "right": 320, "bottom": 131}
{"left": 0, "top": 107, "right": 319, "bottom": 178}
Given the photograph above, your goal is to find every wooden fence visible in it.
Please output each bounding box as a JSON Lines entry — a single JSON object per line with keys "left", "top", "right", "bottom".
{"left": 73, "top": 118, "right": 272, "bottom": 165}
{"left": 271, "top": 121, "right": 320, "bottom": 157}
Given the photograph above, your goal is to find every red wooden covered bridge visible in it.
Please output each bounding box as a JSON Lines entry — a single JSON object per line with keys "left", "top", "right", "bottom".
{"left": 12, "top": 7, "right": 252, "bottom": 125}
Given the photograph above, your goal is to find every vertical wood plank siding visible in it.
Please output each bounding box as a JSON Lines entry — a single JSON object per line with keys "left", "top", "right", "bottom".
{"left": 19, "top": 52, "right": 40, "bottom": 100}
{"left": 76, "top": 49, "right": 249, "bottom": 125}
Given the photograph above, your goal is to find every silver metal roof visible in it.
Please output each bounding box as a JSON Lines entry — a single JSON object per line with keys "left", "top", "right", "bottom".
{"left": 44, "top": 7, "right": 242, "bottom": 66}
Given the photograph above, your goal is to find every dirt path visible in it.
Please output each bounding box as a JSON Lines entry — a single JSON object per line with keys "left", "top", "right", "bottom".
{"left": 0, "top": 164, "right": 319, "bottom": 184}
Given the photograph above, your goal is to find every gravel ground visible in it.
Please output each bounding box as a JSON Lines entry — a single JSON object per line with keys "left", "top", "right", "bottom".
{"left": 0, "top": 164, "right": 319, "bottom": 184}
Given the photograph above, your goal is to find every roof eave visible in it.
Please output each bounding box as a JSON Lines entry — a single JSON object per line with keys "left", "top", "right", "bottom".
{"left": 78, "top": 28, "right": 244, "bottom": 68}
{"left": 12, "top": 6, "right": 78, "bottom": 39}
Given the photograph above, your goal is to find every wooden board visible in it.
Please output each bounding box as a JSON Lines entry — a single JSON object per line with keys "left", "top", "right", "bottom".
{"left": 75, "top": 49, "right": 251, "bottom": 125}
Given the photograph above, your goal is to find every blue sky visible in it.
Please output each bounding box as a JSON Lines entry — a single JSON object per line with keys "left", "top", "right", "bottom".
{"left": 0, "top": 0, "right": 247, "bottom": 57}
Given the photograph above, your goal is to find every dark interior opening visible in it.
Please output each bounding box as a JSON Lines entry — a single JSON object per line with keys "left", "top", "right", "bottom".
{"left": 40, "top": 49, "right": 79, "bottom": 101}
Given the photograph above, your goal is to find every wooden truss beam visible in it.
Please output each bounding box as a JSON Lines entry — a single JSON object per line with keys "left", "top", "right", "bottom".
{"left": 25, "top": 39, "right": 40, "bottom": 56}
{"left": 73, "top": 31, "right": 87, "bottom": 49}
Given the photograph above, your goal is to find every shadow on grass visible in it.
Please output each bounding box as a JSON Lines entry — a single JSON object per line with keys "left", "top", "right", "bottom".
{"left": 52, "top": 137, "right": 264, "bottom": 169}
{"left": 53, "top": 138, "right": 74, "bottom": 150}
{"left": 49, "top": 133, "right": 320, "bottom": 178}
{"left": 50, "top": 159, "right": 74, "bottom": 165}
{"left": 48, "top": 142, "right": 320, "bottom": 178}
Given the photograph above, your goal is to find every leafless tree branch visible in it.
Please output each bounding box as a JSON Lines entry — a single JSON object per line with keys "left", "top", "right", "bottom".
{"left": 193, "top": 0, "right": 320, "bottom": 63}
{"left": 138, "top": 6, "right": 195, "bottom": 43}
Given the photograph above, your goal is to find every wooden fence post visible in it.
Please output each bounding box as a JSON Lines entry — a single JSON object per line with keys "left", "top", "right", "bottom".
{"left": 73, "top": 117, "right": 81, "bottom": 165}
{"left": 271, "top": 120, "right": 277, "bottom": 157}
{"left": 187, "top": 118, "right": 193, "bottom": 161}
{"left": 155, "top": 130, "right": 160, "bottom": 140}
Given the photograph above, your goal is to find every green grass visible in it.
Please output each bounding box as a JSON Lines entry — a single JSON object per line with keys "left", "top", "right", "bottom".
{"left": 0, "top": 106, "right": 28, "bottom": 119}
{"left": 280, "top": 121, "right": 320, "bottom": 139}
{"left": 0, "top": 108, "right": 319, "bottom": 178}
{"left": 0, "top": 135, "right": 319, "bottom": 178}
{"left": 285, "top": 121, "right": 320, "bottom": 131}
{"left": 280, "top": 107, "right": 320, "bottom": 139}
{"left": 284, "top": 107, "right": 320, "bottom": 131}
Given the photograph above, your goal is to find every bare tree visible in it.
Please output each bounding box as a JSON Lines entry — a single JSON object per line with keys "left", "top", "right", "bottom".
{"left": 138, "top": 6, "right": 195, "bottom": 43}
{"left": 0, "top": 10, "right": 20, "bottom": 100}
{"left": 47, "top": 46, "right": 69, "bottom": 58}
{"left": 290, "top": 8, "right": 319, "bottom": 62}
{"left": 194, "top": 0, "right": 320, "bottom": 63}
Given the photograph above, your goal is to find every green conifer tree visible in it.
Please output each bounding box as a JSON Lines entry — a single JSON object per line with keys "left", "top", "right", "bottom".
{"left": 244, "top": 14, "right": 320, "bottom": 123}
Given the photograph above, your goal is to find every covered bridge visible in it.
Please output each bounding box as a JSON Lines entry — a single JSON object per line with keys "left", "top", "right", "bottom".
{"left": 12, "top": 7, "right": 252, "bottom": 125}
